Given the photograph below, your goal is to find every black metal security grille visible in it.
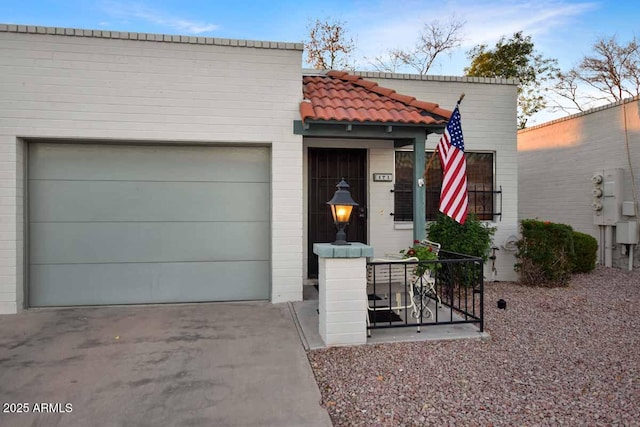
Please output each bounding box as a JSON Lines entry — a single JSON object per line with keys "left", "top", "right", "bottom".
{"left": 366, "top": 250, "right": 484, "bottom": 333}
{"left": 393, "top": 151, "right": 501, "bottom": 221}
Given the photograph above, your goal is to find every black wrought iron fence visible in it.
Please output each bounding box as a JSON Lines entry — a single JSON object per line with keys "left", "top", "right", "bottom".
{"left": 366, "top": 250, "right": 484, "bottom": 334}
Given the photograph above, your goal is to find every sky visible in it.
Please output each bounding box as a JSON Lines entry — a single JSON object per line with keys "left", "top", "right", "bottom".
{"left": 2, "top": 0, "right": 639, "bottom": 124}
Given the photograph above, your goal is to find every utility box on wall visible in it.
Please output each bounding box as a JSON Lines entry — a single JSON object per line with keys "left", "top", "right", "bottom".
{"left": 616, "top": 221, "right": 639, "bottom": 244}
{"left": 622, "top": 201, "right": 637, "bottom": 217}
{"left": 592, "top": 168, "right": 624, "bottom": 226}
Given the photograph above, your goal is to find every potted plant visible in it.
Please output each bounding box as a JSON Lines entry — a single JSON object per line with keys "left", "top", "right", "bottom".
{"left": 400, "top": 240, "right": 439, "bottom": 278}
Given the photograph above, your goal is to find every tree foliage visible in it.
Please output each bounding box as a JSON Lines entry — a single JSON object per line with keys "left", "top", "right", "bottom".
{"left": 553, "top": 35, "right": 640, "bottom": 113}
{"left": 304, "top": 18, "right": 355, "bottom": 70}
{"left": 369, "top": 16, "right": 464, "bottom": 75}
{"left": 465, "top": 32, "right": 559, "bottom": 129}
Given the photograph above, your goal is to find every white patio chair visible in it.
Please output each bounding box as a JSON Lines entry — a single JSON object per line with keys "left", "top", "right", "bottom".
{"left": 366, "top": 256, "right": 435, "bottom": 335}
{"left": 417, "top": 239, "right": 442, "bottom": 308}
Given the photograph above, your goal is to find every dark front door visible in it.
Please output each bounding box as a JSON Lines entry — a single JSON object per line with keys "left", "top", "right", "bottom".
{"left": 308, "top": 148, "right": 367, "bottom": 278}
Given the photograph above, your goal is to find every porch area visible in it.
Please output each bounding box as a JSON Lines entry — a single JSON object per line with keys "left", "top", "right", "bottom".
{"left": 291, "top": 253, "right": 490, "bottom": 349}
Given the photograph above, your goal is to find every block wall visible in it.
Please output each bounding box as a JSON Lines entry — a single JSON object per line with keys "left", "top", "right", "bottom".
{"left": 519, "top": 97, "right": 640, "bottom": 270}
{"left": 0, "top": 25, "right": 304, "bottom": 312}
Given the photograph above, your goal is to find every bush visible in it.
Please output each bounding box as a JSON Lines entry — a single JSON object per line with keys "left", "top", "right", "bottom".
{"left": 515, "top": 219, "right": 574, "bottom": 286}
{"left": 426, "top": 213, "right": 496, "bottom": 261}
{"left": 571, "top": 231, "right": 598, "bottom": 273}
{"left": 426, "top": 213, "right": 495, "bottom": 289}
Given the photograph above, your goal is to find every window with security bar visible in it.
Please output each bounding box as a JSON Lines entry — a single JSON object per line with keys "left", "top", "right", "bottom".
{"left": 394, "top": 151, "right": 500, "bottom": 221}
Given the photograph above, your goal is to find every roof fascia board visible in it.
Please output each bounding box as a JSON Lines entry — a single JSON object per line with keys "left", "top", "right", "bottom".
{"left": 293, "top": 120, "right": 443, "bottom": 139}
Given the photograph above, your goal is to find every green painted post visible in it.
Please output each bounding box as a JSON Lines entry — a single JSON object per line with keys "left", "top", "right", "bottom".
{"left": 413, "top": 134, "right": 426, "bottom": 242}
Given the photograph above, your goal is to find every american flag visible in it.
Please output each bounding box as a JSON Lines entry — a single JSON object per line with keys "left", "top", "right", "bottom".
{"left": 437, "top": 105, "right": 468, "bottom": 224}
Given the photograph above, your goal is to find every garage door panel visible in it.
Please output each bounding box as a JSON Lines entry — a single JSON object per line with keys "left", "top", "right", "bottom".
{"left": 30, "top": 144, "right": 270, "bottom": 182}
{"left": 30, "top": 181, "right": 270, "bottom": 222}
{"left": 29, "top": 143, "right": 271, "bottom": 306}
{"left": 31, "top": 221, "right": 269, "bottom": 265}
{"left": 30, "top": 261, "right": 270, "bottom": 306}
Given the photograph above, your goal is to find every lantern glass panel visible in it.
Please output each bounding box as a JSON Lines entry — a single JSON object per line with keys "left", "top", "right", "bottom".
{"left": 331, "top": 204, "right": 353, "bottom": 223}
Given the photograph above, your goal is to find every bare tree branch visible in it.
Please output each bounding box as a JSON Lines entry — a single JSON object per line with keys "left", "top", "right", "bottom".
{"left": 366, "top": 51, "right": 403, "bottom": 73}
{"left": 550, "top": 70, "right": 586, "bottom": 113}
{"left": 554, "top": 35, "right": 640, "bottom": 109}
{"left": 368, "top": 16, "right": 464, "bottom": 76}
{"left": 304, "top": 18, "right": 355, "bottom": 70}
{"left": 414, "top": 17, "right": 465, "bottom": 74}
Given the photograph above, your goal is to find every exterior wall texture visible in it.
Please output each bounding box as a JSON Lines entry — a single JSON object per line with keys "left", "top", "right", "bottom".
{"left": 0, "top": 25, "right": 304, "bottom": 313}
{"left": 317, "top": 256, "right": 368, "bottom": 346}
{"left": 370, "top": 74, "right": 519, "bottom": 282}
{"left": 304, "top": 73, "right": 520, "bottom": 281}
{"left": 518, "top": 96, "right": 640, "bottom": 270}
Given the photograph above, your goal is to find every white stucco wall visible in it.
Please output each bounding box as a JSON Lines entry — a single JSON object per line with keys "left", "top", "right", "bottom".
{"left": 303, "top": 72, "right": 520, "bottom": 281}
{"left": 518, "top": 96, "right": 640, "bottom": 270}
{"left": 0, "top": 25, "right": 304, "bottom": 313}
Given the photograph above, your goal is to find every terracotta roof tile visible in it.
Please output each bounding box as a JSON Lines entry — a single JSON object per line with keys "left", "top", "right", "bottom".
{"left": 301, "top": 72, "right": 451, "bottom": 125}
{"left": 369, "top": 85, "right": 396, "bottom": 97}
{"left": 299, "top": 100, "right": 314, "bottom": 122}
{"left": 433, "top": 107, "right": 452, "bottom": 118}
{"left": 412, "top": 100, "right": 438, "bottom": 111}
{"left": 390, "top": 93, "right": 416, "bottom": 105}
{"left": 356, "top": 79, "right": 378, "bottom": 90}
{"left": 326, "top": 70, "right": 347, "bottom": 79}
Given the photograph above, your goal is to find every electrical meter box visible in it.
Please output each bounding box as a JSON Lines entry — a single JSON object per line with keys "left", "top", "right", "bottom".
{"left": 592, "top": 168, "right": 624, "bottom": 226}
{"left": 616, "top": 221, "right": 638, "bottom": 244}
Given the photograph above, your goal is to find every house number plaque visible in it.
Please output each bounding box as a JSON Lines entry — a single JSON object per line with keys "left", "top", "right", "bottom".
{"left": 373, "top": 173, "right": 393, "bottom": 182}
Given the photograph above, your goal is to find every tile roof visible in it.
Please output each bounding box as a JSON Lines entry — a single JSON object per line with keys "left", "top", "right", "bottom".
{"left": 301, "top": 70, "right": 451, "bottom": 125}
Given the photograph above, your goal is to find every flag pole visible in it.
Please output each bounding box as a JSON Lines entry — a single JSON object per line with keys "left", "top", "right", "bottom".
{"left": 422, "top": 93, "right": 465, "bottom": 180}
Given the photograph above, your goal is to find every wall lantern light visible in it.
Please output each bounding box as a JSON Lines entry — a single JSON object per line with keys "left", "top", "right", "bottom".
{"left": 326, "top": 178, "right": 359, "bottom": 246}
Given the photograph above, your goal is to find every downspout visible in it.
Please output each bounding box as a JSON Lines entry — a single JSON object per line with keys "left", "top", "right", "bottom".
{"left": 622, "top": 98, "right": 639, "bottom": 270}
{"left": 599, "top": 226, "right": 605, "bottom": 265}
{"left": 413, "top": 133, "right": 427, "bottom": 242}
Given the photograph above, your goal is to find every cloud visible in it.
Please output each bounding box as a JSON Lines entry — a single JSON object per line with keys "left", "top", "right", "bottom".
{"left": 101, "top": 1, "right": 218, "bottom": 34}
{"left": 349, "top": 0, "right": 599, "bottom": 71}
{"left": 457, "top": 1, "right": 599, "bottom": 47}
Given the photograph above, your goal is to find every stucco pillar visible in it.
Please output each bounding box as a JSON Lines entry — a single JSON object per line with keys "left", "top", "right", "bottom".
{"left": 413, "top": 134, "right": 426, "bottom": 242}
{"left": 313, "top": 243, "right": 373, "bottom": 346}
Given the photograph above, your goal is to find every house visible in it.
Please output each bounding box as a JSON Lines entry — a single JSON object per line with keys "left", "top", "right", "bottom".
{"left": 518, "top": 96, "right": 640, "bottom": 270}
{"left": 0, "top": 24, "right": 518, "bottom": 314}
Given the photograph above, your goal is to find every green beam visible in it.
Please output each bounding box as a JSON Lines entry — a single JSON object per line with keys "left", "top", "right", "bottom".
{"left": 413, "top": 134, "right": 426, "bottom": 242}
{"left": 293, "top": 120, "right": 441, "bottom": 140}
{"left": 292, "top": 119, "right": 446, "bottom": 243}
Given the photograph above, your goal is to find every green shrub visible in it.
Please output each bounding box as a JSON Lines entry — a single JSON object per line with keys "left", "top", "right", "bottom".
{"left": 427, "top": 213, "right": 496, "bottom": 289}
{"left": 426, "top": 213, "right": 496, "bottom": 261}
{"left": 515, "top": 219, "right": 574, "bottom": 286}
{"left": 571, "top": 231, "right": 598, "bottom": 273}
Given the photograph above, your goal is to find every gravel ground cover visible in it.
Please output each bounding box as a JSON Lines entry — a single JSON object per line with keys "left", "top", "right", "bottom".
{"left": 308, "top": 266, "right": 640, "bottom": 426}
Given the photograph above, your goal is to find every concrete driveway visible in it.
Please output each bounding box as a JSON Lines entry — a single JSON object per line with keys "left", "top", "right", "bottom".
{"left": 0, "top": 302, "right": 332, "bottom": 427}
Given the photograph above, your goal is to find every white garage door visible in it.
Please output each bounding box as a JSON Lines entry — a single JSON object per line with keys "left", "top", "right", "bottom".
{"left": 28, "top": 143, "right": 270, "bottom": 306}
